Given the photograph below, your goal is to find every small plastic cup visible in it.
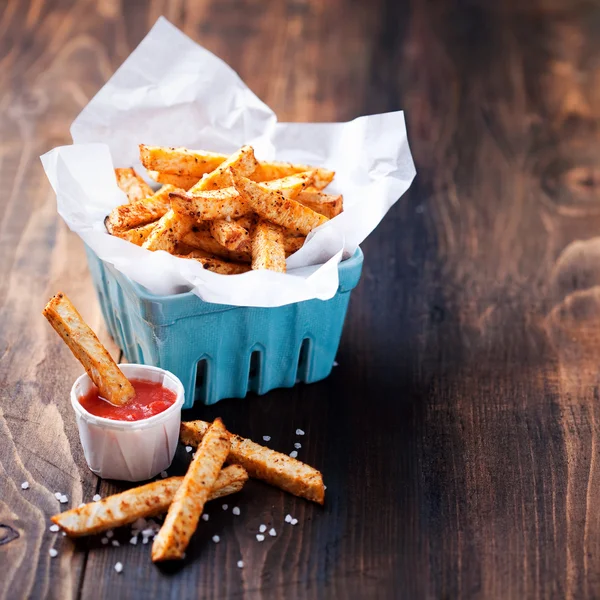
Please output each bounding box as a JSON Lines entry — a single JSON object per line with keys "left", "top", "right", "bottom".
{"left": 70, "top": 364, "right": 184, "bottom": 482}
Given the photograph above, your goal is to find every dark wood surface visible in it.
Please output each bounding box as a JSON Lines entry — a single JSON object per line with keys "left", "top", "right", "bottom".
{"left": 3, "top": 0, "right": 600, "bottom": 598}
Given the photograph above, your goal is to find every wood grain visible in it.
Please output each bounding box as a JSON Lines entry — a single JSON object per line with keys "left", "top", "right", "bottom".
{"left": 5, "top": 0, "right": 600, "bottom": 598}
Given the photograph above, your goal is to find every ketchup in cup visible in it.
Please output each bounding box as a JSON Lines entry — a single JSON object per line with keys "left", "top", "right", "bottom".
{"left": 80, "top": 379, "right": 177, "bottom": 421}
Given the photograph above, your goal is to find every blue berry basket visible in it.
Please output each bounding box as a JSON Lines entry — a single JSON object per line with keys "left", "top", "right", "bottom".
{"left": 85, "top": 247, "right": 363, "bottom": 407}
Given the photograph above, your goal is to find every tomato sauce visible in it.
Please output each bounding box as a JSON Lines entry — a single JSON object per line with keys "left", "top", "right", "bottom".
{"left": 79, "top": 379, "right": 177, "bottom": 421}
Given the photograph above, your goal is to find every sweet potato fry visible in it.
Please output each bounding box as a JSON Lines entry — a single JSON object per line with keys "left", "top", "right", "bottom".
{"left": 152, "top": 419, "right": 230, "bottom": 562}
{"left": 252, "top": 162, "right": 334, "bottom": 190}
{"left": 112, "top": 221, "right": 158, "bottom": 246}
{"left": 115, "top": 167, "right": 153, "bottom": 203}
{"left": 180, "top": 420, "right": 325, "bottom": 504}
{"left": 170, "top": 188, "right": 251, "bottom": 221}
{"left": 139, "top": 145, "right": 227, "bottom": 178}
{"left": 142, "top": 209, "right": 197, "bottom": 253}
{"left": 229, "top": 169, "right": 329, "bottom": 236}
{"left": 283, "top": 233, "right": 306, "bottom": 256}
{"left": 182, "top": 227, "right": 251, "bottom": 263}
{"left": 106, "top": 184, "right": 176, "bottom": 233}
{"left": 210, "top": 218, "right": 253, "bottom": 253}
{"left": 177, "top": 250, "right": 250, "bottom": 275}
{"left": 296, "top": 191, "right": 343, "bottom": 219}
{"left": 148, "top": 170, "right": 200, "bottom": 191}
{"left": 189, "top": 145, "right": 257, "bottom": 192}
{"left": 51, "top": 465, "right": 248, "bottom": 537}
{"left": 42, "top": 293, "right": 135, "bottom": 406}
{"left": 252, "top": 220, "right": 286, "bottom": 273}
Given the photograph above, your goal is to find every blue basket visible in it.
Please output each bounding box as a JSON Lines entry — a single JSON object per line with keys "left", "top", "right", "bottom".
{"left": 85, "top": 247, "right": 364, "bottom": 407}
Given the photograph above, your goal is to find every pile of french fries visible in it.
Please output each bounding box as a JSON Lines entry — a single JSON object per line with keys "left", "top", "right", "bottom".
{"left": 43, "top": 292, "right": 326, "bottom": 563}
{"left": 105, "top": 145, "right": 343, "bottom": 274}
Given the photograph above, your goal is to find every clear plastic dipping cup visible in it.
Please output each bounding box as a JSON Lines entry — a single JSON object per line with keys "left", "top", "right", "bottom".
{"left": 70, "top": 364, "right": 184, "bottom": 482}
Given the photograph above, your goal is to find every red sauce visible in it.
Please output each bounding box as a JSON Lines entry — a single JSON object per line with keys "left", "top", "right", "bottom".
{"left": 80, "top": 379, "right": 177, "bottom": 421}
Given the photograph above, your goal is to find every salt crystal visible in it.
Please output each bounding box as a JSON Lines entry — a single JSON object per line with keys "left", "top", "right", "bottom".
{"left": 212, "top": 535, "right": 220, "bottom": 543}
{"left": 333, "top": 361, "right": 339, "bottom": 367}
{"left": 291, "top": 518, "right": 298, "bottom": 525}
{"left": 49, "top": 524, "right": 59, "bottom": 533}
{"left": 285, "top": 514, "right": 292, "bottom": 523}
{"left": 93, "top": 494, "right": 101, "bottom": 502}
{"left": 232, "top": 507, "right": 240, "bottom": 516}
{"left": 49, "top": 548, "right": 58, "bottom": 558}
{"left": 259, "top": 524, "right": 267, "bottom": 533}
{"left": 222, "top": 504, "right": 228, "bottom": 511}
{"left": 289, "top": 451, "right": 298, "bottom": 458}
{"left": 130, "top": 536, "right": 138, "bottom": 545}
{"left": 256, "top": 534, "right": 265, "bottom": 542}
{"left": 262, "top": 436, "right": 271, "bottom": 442}
{"left": 160, "top": 471, "right": 167, "bottom": 478}
{"left": 269, "top": 528, "right": 276, "bottom": 537}
{"left": 111, "top": 540, "right": 120, "bottom": 547}
{"left": 142, "top": 537, "right": 149, "bottom": 544}
{"left": 294, "top": 442, "right": 301, "bottom": 449}
{"left": 237, "top": 560, "right": 244, "bottom": 568}
{"left": 202, "top": 514, "right": 209, "bottom": 522}
{"left": 54, "top": 492, "right": 62, "bottom": 500}
{"left": 185, "top": 446, "right": 192, "bottom": 453}
{"left": 106, "top": 530, "right": 114, "bottom": 539}
{"left": 59, "top": 495, "right": 68, "bottom": 504}
{"left": 21, "top": 481, "right": 29, "bottom": 490}
{"left": 141, "top": 528, "right": 155, "bottom": 537}
{"left": 295, "top": 429, "right": 305, "bottom": 436}
{"left": 114, "top": 562, "right": 123, "bottom": 573}
{"left": 101, "top": 538, "right": 109, "bottom": 545}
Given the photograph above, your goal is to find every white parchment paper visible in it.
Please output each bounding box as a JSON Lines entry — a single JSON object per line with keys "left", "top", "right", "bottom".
{"left": 41, "top": 17, "right": 415, "bottom": 307}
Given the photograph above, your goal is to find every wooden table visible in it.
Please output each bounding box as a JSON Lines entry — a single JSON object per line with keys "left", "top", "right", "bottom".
{"left": 3, "top": 0, "right": 600, "bottom": 598}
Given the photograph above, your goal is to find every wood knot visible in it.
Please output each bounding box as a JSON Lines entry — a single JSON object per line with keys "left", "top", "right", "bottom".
{"left": 0, "top": 524, "right": 19, "bottom": 546}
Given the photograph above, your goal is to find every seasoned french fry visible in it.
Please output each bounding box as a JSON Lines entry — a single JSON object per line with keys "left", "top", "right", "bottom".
{"left": 112, "top": 221, "right": 158, "bottom": 246}
{"left": 180, "top": 420, "right": 325, "bottom": 504}
{"left": 115, "top": 167, "right": 153, "bottom": 203}
{"left": 42, "top": 293, "right": 135, "bottom": 406}
{"left": 106, "top": 184, "right": 176, "bottom": 233}
{"left": 233, "top": 214, "right": 256, "bottom": 230}
{"left": 296, "top": 191, "right": 343, "bottom": 219}
{"left": 210, "top": 218, "right": 253, "bottom": 253}
{"left": 177, "top": 250, "right": 250, "bottom": 275}
{"left": 142, "top": 209, "right": 198, "bottom": 253}
{"left": 283, "top": 233, "right": 306, "bottom": 255}
{"left": 51, "top": 465, "right": 248, "bottom": 537}
{"left": 252, "top": 162, "right": 334, "bottom": 190}
{"left": 170, "top": 188, "right": 251, "bottom": 221}
{"left": 140, "top": 145, "right": 228, "bottom": 178}
{"left": 182, "top": 228, "right": 251, "bottom": 263}
{"left": 189, "top": 145, "right": 257, "bottom": 192}
{"left": 152, "top": 419, "right": 230, "bottom": 562}
{"left": 252, "top": 220, "right": 286, "bottom": 273}
{"left": 229, "top": 169, "right": 329, "bottom": 236}
{"left": 148, "top": 170, "right": 200, "bottom": 191}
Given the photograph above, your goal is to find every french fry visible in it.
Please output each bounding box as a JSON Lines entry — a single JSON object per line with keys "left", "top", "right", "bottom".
{"left": 233, "top": 214, "right": 256, "bottom": 230}
{"left": 51, "top": 465, "right": 248, "bottom": 537}
{"left": 42, "top": 293, "right": 135, "bottom": 406}
{"left": 296, "top": 191, "right": 343, "bottom": 219}
{"left": 283, "top": 233, "right": 306, "bottom": 255}
{"left": 139, "top": 145, "right": 228, "bottom": 178}
{"left": 252, "top": 220, "right": 286, "bottom": 273}
{"left": 170, "top": 188, "right": 251, "bottom": 221}
{"left": 210, "top": 218, "right": 254, "bottom": 253}
{"left": 152, "top": 419, "right": 230, "bottom": 562}
{"left": 112, "top": 221, "right": 158, "bottom": 246}
{"left": 115, "top": 167, "right": 153, "bottom": 203}
{"left": 148, "top": 170, "right": 200, "bottom": 191}
{"left": 106, "top": 184, "right": 176, "bottom": 233}
{"left": 252, "top": 162, "right": 334, "bottom": 190}
{"left": 189, "top": 145, "right": 257, "bottom": 192}
{"left": 177, "top": 250, "right": 250, "bottom": 275}
{"left": 142, "top": 209, "right": 197, "bottom": 253}
{"left": 182, "top": 228, "right": 251, "bottom": 263}
{"left": 180, "top": 420, "right": 326, "bottom": 504}
{"left": 229, "top": 169, "right": 329, "bottom": 236}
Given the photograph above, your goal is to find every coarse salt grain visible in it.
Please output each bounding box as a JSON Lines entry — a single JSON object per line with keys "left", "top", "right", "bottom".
{"left": 130, "top": 536, "right": 138, "bottom": 545}
{"left": 114, "top": 562, "right": 123, "bottom": 574}
{"left": 285, "top": 514, "right": 293, "bottom": 523}
{"left": 54, "top": 492, "right": 62, "bottom": 500}
{"left": 291, "top": 518, "right": 298, "bottom": 525}
{"left": 259, "top": 524, "right": 267, "bottom": 533}
{"left": 106, "top": 530, "right": 114, "bottom": 539}
{"left": 101, "top": 538, "right": 109, "bottom": 545}
{"left": 289, "top": 451, "right": 298, "bottom": 458}
{"left": 185, "top": 446, "right": 192, "bottom": 453}
{"left": 142, "top": 537, "right": 149, "bottom": 544}
{"left": 49, "top": 548, "right": 58, "bottom": 558}
{"left": 160, "top": 471, "right": 167, "bottom": 478}
{"left": 111, "top": 540, "right": 120, "bottom": 547}
{"left": 294, "top": 442, "right": 301, "bottom": 449}
{"left": 295, "top": 429, "right": 305, "bottom": 436}
{"left": 262, "top": 436, "right": 271, "bottom": 442}
{"left": 212, "top": 535, "right": 220, "bottom": 543}
{"left": 49, "top": 524, "right": 59, "bottom": 533}
{"left": 202, "top": 514, "right": 209, "bottom": 522}
{"left": 62, "top": 532, "right": 66, "bottom": 537}
{"left": 256, "top": 534, "right": 265, "bottom": 542}
{"left": 333, "top": 361, "right": 339, "bottom": 367}
{"left": 93, "top": 494, "right": 101, "bottom": 502}
{"left": 59, "top": 495, "right": 68, "bottom": 504}
{"left": 269, "top": 528, "right": 276, "bottom": 537}
{"left": 237, "top": 560, "right": 244, "bottom": 568}
{"left": 232, "top": 507, "right": 240, "bottom": 516}
{"left": 21, "top": 481, "right": 29, "bottom": 490}
{"left": 222, "top": 504, "right": 228, "bottom": 511}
